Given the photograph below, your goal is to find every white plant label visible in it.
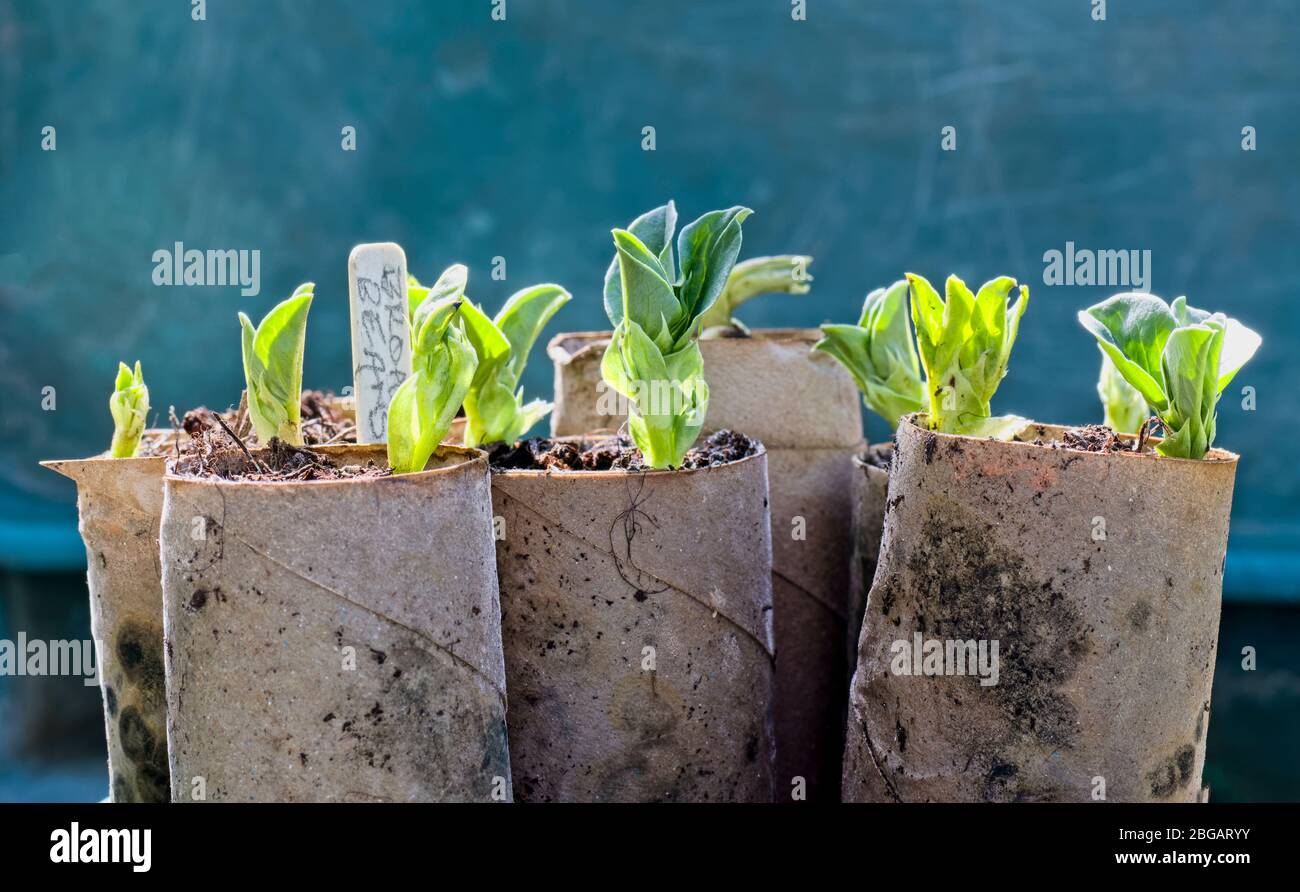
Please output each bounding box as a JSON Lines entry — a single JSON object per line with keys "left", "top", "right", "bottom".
{"left": 348, "top": 242, "right": 412, "bottom": 444}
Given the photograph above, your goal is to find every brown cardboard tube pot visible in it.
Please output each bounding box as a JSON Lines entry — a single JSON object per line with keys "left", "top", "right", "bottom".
{"left": 159, "top": 444, "right": 510, "bottom": 802}
{"left": 842, "top": 416, "right": 1237, "bottom": 802}
{"left": 548, "top": 329, "right": 862, "bottom": 799}
{"left": 489, "top": 435, "right": 775, "bottom": 802}
{"left": 41, "top": 431, "right": 177, "bottom": 803}
{"left": 846, "top": 442, "right": 892, "bottom": 679}
{"left": 38, "top": 394, "right": 356, "bottom": 804}
{"left": 443, "top": 415, "right": 467, "bottom": 445}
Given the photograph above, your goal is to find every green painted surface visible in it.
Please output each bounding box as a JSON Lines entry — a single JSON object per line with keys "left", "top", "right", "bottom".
{"left": 0, "top": 0, "right": 1296, "bottom": 798}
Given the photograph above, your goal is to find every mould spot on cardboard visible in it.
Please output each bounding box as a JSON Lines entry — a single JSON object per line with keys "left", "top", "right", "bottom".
{"left": 907, "top": 499, "right": 1090, "bottom": 750}
{"left": 1127, "top": 600, "right": 1152, "bottom": 632}
{"left": 116, "top": 621, "right": 166, "bottom": 699}
{"left": 1147, "top": 744, "right": 1197, "bottom": 798}
{"left": 112, "top": 773, "right": 133, "bottom": 803}
{"left": 138, "top": 756, "right": 170, "bottom": 802}
{"left": 118, "top": 706, "right": 156, "bottom": 764}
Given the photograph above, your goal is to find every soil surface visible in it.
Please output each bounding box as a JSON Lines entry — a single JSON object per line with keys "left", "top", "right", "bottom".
{"left": 134, "top": 389, "right": 354, "bottom": 459}
{"left": 182, "top": 389, "right": 352, "bottom": 446}
{"left": 170, "top": 429, "right": 388, "bottom": 483}
{"left": 487, "top": 429, "right": 759, "bottom": 472}
{"left": 299, "top": 389, "right": 356, "bottom": 444}
{"left": 134, "top": 430, "right": 178, "bottom": 458}
{"left": 1031, "top": 423, "right": 1148, "bottom": 455}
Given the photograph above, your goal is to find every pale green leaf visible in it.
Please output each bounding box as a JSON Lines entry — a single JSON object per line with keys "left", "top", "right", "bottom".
{"left": 457, "top": 299, "right": 512, "bottom": 389}
{"left": 1157, "top": 323, "right": 1221, "bottom": 459}
{"left": 613, "top": 229, "right": 679, "bottom": 349}
{"left": 494, "top": 284, "right": 572, "bottom": 386}
{"left": 698, "top": 255, "right": 813, "bottom": 331}
{"left": 604, "top": 202, "right": 678, "bottom": 325}
{"left": 239, "top": 284, "right": 313, "bottom": 445}
{"left": 674, "top": 206, "right": 752, "bottom": 342}
{"left": 1077, "top": 292, "right": 1176, "bottom": 409}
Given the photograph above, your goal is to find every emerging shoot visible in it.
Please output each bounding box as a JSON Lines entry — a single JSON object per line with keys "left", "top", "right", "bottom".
{"left": 1078, "top": 292, "right": 1261, "bottom": 459}
{"left": 387, "top": 278, "right": 478, "bottom": 474}
{"left": 600, "top": 201, "right": 752, "bottom": 468}
{"left": 697, "top": 254, "right": 814, "bottom": 334}
{"left": 813, "top": 279, "right": 925, "bottom": 430}
{"left": 907, "top": 273, "right": 1029, "bottom": 439}
{"left": 108, "top": 360, "right": 150, "bottom": 458}
{"left": 239, "top": 283, "right": 314, "bottom": 446}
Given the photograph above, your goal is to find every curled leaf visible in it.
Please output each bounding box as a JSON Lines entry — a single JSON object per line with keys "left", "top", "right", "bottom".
{"left": 813, "top": 279, "right": 924, "bottom": 429}
{"left": 699, "top": 255, "right": 814, "bottom": 332}
{"left": 239, "top": 283, "right": 314, "bottom": 445}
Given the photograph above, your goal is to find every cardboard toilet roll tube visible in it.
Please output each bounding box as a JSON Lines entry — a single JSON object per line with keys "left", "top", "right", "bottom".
{"left": 160, "top": 445, "right": 510, "bottom": 802}
{"left": 843, "top": 417, "right": 1238, "bottom": 802}
{"left": 549, "top": 330, "right": 862, "bottom": 800}
{"left": 492, "top": 442, "right": 775, "bottom": 802}
{"left": 41, "top": 436, "right": 176, "bottom": 803}
{"left": 443, "top": 416, "right": 467, "bottom": 445}
{"left": 846, "top": 443, "right": 891, "bottom": 678}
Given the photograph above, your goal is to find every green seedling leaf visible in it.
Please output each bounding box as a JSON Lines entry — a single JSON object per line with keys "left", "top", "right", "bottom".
{"left": 603, "top": 321, "right": 709, "bottom": 468}
{"left": 1158, "top": 322, "right": 1220, "bottom": 459}
{"left": 411, "top": 264, "right": 468, "bottom": 333}
{"left": 698, "top": 255, "right": 814, "bottom": 332}
{"left": 412, "top": 265, "right": 571, "bottom": 448}
{"left": 1079, "top": 292, "right": 1261, "bottom": 458}
{"left": 239, "top": 283, "right": 314, "bottom": 446}
{"left": 675, "top": 206, "right": 752, "bottom": 342}
{"left": 613, "top": 229, "right": 680, "bottom": 352}
{"left": 1096, "top": 348, "right": 1147, "bottom": 434}
{"left": 457, "top": 298, "right": 512, "bottom": 390}
{"left": 495, "top": 284, "right": 572, "bottom": 385}
{"left": 387, "top": 295, "right": 477, "bottom": 474}
{"left": 907, "top": 272, "right": 1028, "bottom": 438}
{"left": 407, "top": 273, "right": 430, "bottom": 322}
{"left": 600, "top": 202, "right": 748, "bottom": 467}
{"left": 604, "top": 202, "right": 678, "bottom": 327}
{"left": 813, "top": 279, "right": 925, "bottom": 429}
{"left": 1077, "top": 292, "right": 1175, "bottom": 409}
{"left": 1170, "top": 296, "right": 1261, "bottom": 393}
{"left": 464, "top": 281, "right": 572, "bottom": 447}
{"left": 108, "top": 360, "right": 149, "bottom": 458}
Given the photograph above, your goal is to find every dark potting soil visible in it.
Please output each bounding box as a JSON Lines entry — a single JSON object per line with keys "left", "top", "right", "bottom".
{"left": 487, "top": 429, "right": 759, "bottom": 472}
{"left": 133, "top": 390, "right": 354, "bottom": 459}
{"left": 176, "top": 389, "right": 354, "bottom": 448}
{"left": 133, "top": 430, "right": 178, "bottom": 458}
{"left": 299, "top": 389, "right": 356, "bottom": 444}
{"left": 1031, "top": 423, "right": 1152, "bottom": 455}
{"left": 170, "top": 428, "right": 389, "bottom": 483}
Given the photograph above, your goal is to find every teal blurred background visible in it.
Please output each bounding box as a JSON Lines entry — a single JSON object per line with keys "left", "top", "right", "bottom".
{"left": 1, "top": 0, "right": 1296, "bottom": 799}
